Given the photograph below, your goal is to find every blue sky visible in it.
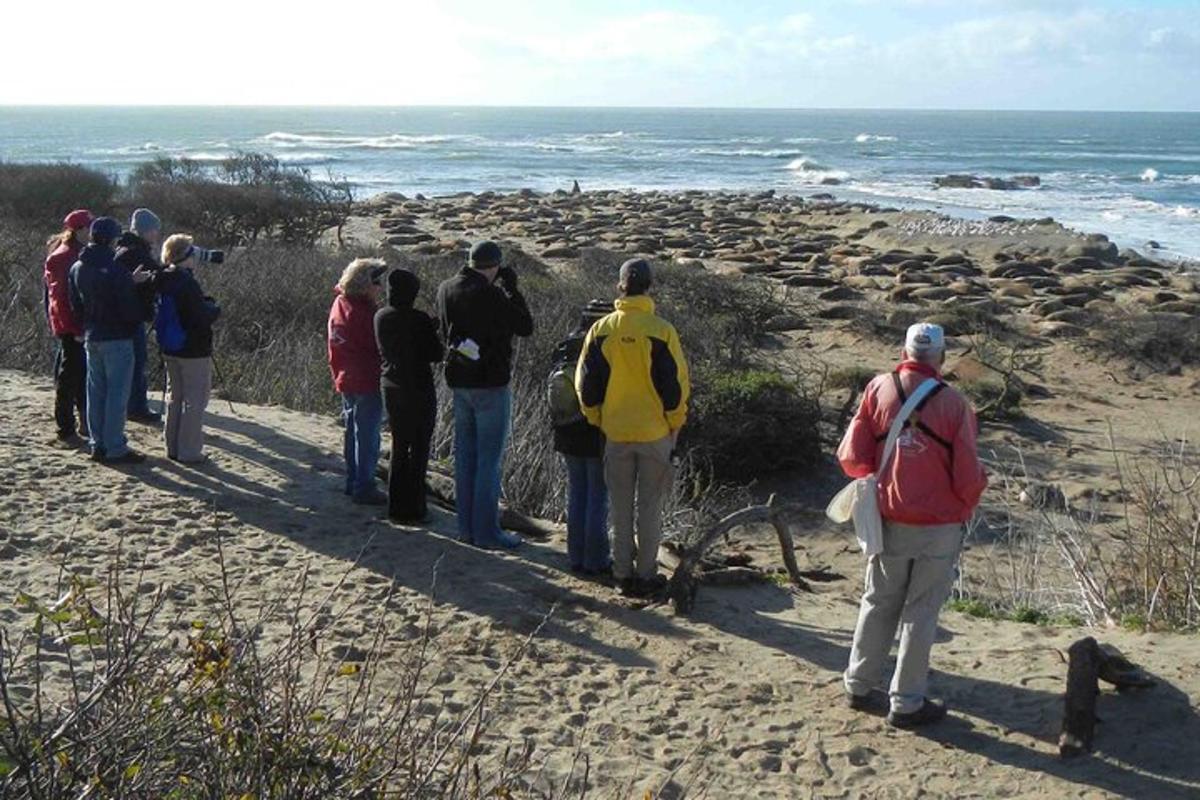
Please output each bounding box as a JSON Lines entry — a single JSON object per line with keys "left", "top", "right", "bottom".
{"left": 4, "top": 0, "right": 1198, "bottom": 109}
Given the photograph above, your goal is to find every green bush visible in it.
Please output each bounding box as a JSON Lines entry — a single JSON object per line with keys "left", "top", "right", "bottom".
{"left": 687, "top": 369, "right": 823, "bottom": 482}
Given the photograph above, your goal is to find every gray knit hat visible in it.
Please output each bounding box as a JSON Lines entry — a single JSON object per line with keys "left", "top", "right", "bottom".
{"left": 130, "top": 208, "right": 161, "bottom": 237}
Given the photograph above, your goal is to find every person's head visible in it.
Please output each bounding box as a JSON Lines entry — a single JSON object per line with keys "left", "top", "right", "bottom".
{"left": 130, "top": 208, "right": 161, "bottom": 247}
{"left": 338, "top": 257, "right": 387, "bottom": 302}
{"left": 618, "top": 258, "right": 652, "bottom": 297}
{"left": 386, "top": 267, "right": 420, "bottom": 308}
{"left": 89, "top": 217, "right": 122, "bottom": 250}
{"left": 578, "top": 299, "right": 611, "bottom": 331}
{"left": 48, "top": 209, "right": 95, "bottom": 251}
{"left": 469, "top": 240, "right": 503, "bottom": 281}
{"left": 904, "top": 322, "right": 946, "bottom": 367}
{"left": 161, "top": 234, "right": 195, "bottom": 267}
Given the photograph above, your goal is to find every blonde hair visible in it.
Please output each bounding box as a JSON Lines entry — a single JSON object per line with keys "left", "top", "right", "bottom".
{"left": 337, "top": 257, "right": 386, "bottom": 297}
{"left": 161, "top": 234, "right": 194, "bottom": 266}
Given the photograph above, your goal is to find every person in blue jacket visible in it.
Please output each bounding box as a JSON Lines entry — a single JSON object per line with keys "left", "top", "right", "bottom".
{"left": 68, "top": 217, "right": 154, "bottom": 464}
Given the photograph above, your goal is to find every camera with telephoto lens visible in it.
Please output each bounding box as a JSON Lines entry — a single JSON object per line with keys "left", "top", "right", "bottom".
{"left": 191, "top": 246, "right": 225, "bottom": 265}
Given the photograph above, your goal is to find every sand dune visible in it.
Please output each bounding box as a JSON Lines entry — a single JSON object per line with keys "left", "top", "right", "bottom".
{"left": 2, "top": 368, "right": 1199, "bottom": 798}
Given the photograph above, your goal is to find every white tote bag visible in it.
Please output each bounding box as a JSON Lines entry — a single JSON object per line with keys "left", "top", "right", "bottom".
{"left": 827, "top": 378, "right": 940, "bottom": 556}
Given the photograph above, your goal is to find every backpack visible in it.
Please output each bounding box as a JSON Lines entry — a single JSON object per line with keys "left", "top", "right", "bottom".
{"left": 547, "top": 338, "right": 584, "bottom": 427}
{"left": 155, "top": 292, "right": 187, "bottom": 353}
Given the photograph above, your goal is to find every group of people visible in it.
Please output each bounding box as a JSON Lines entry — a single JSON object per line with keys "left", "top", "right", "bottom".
{"left": 42, "top": 207, "right": 987, "bottom": 728}
{"left": 43, "top": 208, "right": 219, "bottom": 466}
{"left": 326, "top": 243, "right": 690, "bottom": 598}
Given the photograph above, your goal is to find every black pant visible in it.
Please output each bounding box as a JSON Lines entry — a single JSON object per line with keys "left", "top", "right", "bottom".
{"left": 53, "top": 335, "right": 87, "bottom": 438}
{"left": 384, "top": 386, "right": 436, "bottom": 521}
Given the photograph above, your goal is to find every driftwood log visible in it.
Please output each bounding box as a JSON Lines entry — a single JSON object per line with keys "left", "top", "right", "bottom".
{"left": 1059, "top": 637, "right": 1156, "bottom": 759}
{"left": 667, "top": 493, "right": 810, "bottom": 614}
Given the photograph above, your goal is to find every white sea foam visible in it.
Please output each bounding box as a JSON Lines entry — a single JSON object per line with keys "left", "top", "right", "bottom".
{"left": 691, "top": 148, "right": 804, "bottom": 159}
{"left": 855, "top": 133, "right": 897, "bottom": 143}
{"left": 783, "top": 137, "right": 823, "bottom": 144}
{"left": 784, "top": 157, "right": 829, "bottom": 172}
{"left": 262, "top": 131, "right": 460, "bottom": 149}
{"left": 1141, "top": 167, "right": 1160, "bottom": 182}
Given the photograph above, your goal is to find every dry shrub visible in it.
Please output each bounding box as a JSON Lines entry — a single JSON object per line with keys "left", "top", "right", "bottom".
{"left": 128, "top": 154, "right": 354, "bottom": 248}
{"left": 0, "top": 163, "right": 117, "bottom": 224}
{"left": 1086, "top": 306, "right": 1200, "bottom": 372}
{"left": 0, "top": 537, "right": 576, "bottom": 798}
{"left": 959, "top": 439, "right": 1200, "bottom": 632}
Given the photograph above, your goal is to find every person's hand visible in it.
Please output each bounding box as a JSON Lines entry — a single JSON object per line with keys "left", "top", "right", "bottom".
{"left": 496, "top": 266, "right": 518, "bottom": 293}
{"left": 131, "top": 266, "right": 152, "bottom": 285}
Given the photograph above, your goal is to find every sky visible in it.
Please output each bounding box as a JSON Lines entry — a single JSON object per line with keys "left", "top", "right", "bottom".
{"left": 4, "top": 0, "right": 1198, "bottom": 110}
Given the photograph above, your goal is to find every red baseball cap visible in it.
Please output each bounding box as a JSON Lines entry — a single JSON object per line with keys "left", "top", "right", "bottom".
{"left": 63, "top": 209, "right": 95, "bottom": 230}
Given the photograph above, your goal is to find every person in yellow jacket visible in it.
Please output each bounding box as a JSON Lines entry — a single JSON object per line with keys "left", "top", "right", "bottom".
{"left": 575, "top": 258, "right": 690, "bottom": 597}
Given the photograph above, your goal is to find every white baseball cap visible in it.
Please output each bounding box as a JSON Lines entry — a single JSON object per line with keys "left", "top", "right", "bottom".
{"left": 905, "top": 322, "right": 945, "bottom": 357}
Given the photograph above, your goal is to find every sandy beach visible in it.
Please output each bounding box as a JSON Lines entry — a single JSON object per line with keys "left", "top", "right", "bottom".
{"left": 4, "top": 187, "right": 1200, "bottom": 796}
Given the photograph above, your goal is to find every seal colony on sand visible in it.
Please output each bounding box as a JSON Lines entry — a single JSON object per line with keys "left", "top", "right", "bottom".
{"left": 354, "top": 189, "right": 1200, "bottom": 347}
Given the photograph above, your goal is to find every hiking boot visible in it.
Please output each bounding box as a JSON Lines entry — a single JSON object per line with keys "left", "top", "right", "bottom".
{"left": 639, "top": 573, "right": 668, "bottom": 596}
{"left": 128, "top": 410, "right": 162, "bottom": 425}
{"left": 887, "top": 700, "right": 948, "bottom": 729}
{"left": 846, "top": 689, "right": 888, "bottom": 714}
{"left": 618, "top": 577, "right": 639, "bottom": 597}
{"left": 89, "top": 449, "right": 107, "bottom": 462}
{"left": 104, "top": 450, "right": 146, "bottom": 465}
{"left": 352, "top": 489, "right": 388, "bottom": 506}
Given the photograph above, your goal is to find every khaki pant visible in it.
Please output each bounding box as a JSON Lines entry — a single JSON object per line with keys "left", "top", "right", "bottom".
{"left": 844, "top": 520, "right": 964, "bottom": 714}
{"left": 164, "top": 356, "right": 212, "bottom": 462}
{"left": 604, "top": 436, "right": 674, "bottom": 581}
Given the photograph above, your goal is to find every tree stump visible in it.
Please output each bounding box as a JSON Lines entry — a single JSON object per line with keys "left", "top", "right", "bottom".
{"left": 1059, "top": 637, "right": 1102, "bottom": 758}
{"left": 1059, "top": 637, "right": 1156, "bottom": 759}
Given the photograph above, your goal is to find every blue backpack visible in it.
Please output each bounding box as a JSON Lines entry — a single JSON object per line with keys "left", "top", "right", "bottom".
{"left": 155, "top": 293, "right": 187, "bottom": 352}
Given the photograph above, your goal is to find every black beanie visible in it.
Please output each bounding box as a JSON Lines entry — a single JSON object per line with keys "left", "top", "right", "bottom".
{"left": 469, "top": 240, "right": 503, "bottom": 269}
{"left": 387, "top": 268, "right": 420, "bottom": 307}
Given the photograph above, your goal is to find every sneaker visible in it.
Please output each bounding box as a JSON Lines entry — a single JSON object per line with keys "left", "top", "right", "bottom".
{"left": 352, "top": 489, "right": 388, "bottom": 506}
{"left": 887, "top": 700, "right": 948, "bottom": 729}
{"left": 618, "top": 577, "right": 638, "bottom": 597}
{"left": 846, "top": 689, "right": 888, "bottom": 714}
{"left": 89, "top": 449, "right": 106, "bottom": 462}
{"left": 104, "top": 450, "right": 146, "bottom": 465}
{"left": 56, "top": 430, "right": 80, "bottom": 442}
{"left": 128, "top": 411, "right": 162, "bottom": 425}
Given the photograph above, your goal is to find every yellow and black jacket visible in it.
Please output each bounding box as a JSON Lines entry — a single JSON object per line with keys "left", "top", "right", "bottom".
{"left": 575, "top": 295, "right": 690, "bottom": 443}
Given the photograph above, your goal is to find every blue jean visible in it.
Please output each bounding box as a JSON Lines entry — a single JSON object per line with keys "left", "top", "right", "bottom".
{"left": 452, "top": 387, "right": 512, "bottom": 546}
{"left": 127, "top": 323, "right": 152, "bottom": 416}
{"left": 565, "top": 455, "right": 610, "bottom": 572}
{"left": 85, "top": 338, "right": 134, "bottom": 459}
{"left": 341, "top": 392, "right": 383, "bottom": 497}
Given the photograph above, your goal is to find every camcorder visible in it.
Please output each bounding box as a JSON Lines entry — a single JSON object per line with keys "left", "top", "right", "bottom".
{"left": 191, "top": 246, "right": 225, "bottom": 265}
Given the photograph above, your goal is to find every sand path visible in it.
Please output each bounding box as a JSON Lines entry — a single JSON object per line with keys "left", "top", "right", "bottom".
{"left": 3, "top": 369, "right": 1199, "bottom": 798}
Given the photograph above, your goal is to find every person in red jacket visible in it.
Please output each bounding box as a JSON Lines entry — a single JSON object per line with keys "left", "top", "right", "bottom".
{"left": 44, "top": 209, "right": 94, "bottom": 441}
{"left": 837, "top": 322, "right": 987, "bottom": 729}
{"left": 328, "top": 258, "right": 387, "bottom": 504}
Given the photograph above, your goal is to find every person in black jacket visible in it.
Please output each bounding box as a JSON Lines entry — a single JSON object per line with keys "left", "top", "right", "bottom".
{"left": 552, "top": 300, "right": 612, "bottom": 575}
{"left": 68, "top": 217, "right": 154, "bottom": 464}
{"left": 114, "top": 208, "right": 164, "bottom": 424}
{"left": 375, "top": 268, "right": 443, "bottom": 523}
{"left": 156, "top": 234, "right": 221, "bottom": 463}
{"left": 436, "top": 240, "right": 534, "bottom": 549}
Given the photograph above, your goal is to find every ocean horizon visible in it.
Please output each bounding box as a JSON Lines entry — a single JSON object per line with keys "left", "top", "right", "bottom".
{"left": 2, "top": 105, "right": 1198, "bottom": 259}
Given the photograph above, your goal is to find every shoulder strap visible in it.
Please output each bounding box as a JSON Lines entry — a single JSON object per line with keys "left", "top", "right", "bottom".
{"left": 879, "top": 378, "right": 940, "bottom": 472}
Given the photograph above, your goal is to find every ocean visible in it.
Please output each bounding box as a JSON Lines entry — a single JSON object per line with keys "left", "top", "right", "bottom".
{"left": 2, "top": 106, "right": 1198, "bottom": 259}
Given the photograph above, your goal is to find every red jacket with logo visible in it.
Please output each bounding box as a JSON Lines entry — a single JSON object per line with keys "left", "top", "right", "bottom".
{"left": 44, "top": 240, "right": 83, "bottom": 337}
{"left": 327, "top": 288, "right": 381, "bottom": 395}
{"left": 837, "top": 359, "right": 987, "bottom": 525}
